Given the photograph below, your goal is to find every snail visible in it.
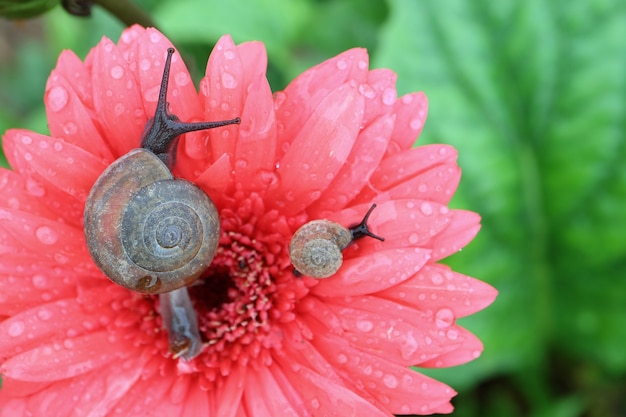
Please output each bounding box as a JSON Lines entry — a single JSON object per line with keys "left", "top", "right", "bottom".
{"left": 83, "top": 47, "right": 240, "bottom": 295}
{"left": 289, "top": 204, "right": 385, "bottom": 278}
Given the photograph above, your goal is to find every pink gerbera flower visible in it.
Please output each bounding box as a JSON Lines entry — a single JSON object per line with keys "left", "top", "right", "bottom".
{"left": 0, "top": 26, "right": 496, "bottom": 416}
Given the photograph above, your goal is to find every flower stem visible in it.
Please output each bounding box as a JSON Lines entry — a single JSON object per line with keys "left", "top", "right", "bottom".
{"left": 93, "top": 0, "right": 156, "bottom": 28}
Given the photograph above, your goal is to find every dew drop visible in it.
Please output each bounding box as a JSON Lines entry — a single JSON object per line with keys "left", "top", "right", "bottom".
{"left": 63, "top": 122, "right": 78, "bottom": 135}
{"left": 53, "top": 142, "right": 63, "bottom": 152}
{"left": 310, "top": 398, "right": 320, "bottom": 409}
{"left": 8, "top": 321, "right": 25, "bottom": 337}
{"left": 24, "top": 153, "right": 32, "bottom": 161}
{"left": 149, "top": 32, "right": 162, "bottom": 43}
{"left": 409, "top": 117, "right": 423, "bottom": 130}
{"left": 175, "top": 71, "right": 190, "bottom": 86}
{"left": 408, "top": 233, "right": 419, "bottom": 244}
{"left": 32, "top": 274, "right": 48, "bottom": 288}
{"left": 358, "top": 84, "right": 376, "bottom": 99}
{"left": 36, "top": 226, "right": 58, "bottom": 245}
{"left": 336, "top": 60, "right": 348, "bottom": 70}
{"left": 420, "top": 202, "right": 433, "bottom": 216}
{"left": 47, "top": 86, "right": 69, "bottom": 112}
{"left": 37, "top": 309, "right": 52, "bottom": 321}
{"left": 114, "top": 103, "right": 125, "bottom": 116}
{"left": 356, "top": 320, "right": 374, "bottom": 332}
{"left": 21, "top": 135, "right": 33, "bottom": 145}
{"left": 110, "top": 65, "right": 124, "bottom": 80}
{"left": 446, "top": 328, "right": 459, "bottom": 340}
{"left": 139, "top": 58, "right": 151, "bottom": 71}
{"left": 383, "top": 374, "right": 399, "bottom": 388}
{"left": 357, "top": 60, "right": 367, "bottom": 70}
{"left": 435, "top": 308, "right": 454, "bottom": 328}
{"left": 337, "top": 353, "right": 348, "bottom": 364}
{"left": 221, "top": 72, "right": 237, "bottom": 89}
{"left": 382, "top": 88, "right": 397, "bottom": 105}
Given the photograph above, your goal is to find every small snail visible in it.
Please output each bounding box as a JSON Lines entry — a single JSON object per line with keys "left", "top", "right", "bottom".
{"left": 289, "top": 204, "right": 385, "bottom": 278}
{"left": 83, "top": 48, "right": 240, "bottom": 295}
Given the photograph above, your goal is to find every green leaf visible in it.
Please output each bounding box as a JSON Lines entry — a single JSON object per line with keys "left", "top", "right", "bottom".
{"left": 374, "top": 0, "right": 626, "bottom": 401}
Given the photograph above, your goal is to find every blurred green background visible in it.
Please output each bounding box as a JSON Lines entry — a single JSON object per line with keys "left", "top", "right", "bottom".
{"left": 1, "top": 0, "right": 625, "bottom": 416}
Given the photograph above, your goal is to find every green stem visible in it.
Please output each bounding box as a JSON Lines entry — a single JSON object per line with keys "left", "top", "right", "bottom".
{"left": 93, "top": 0, "right": 157, "bottom": 28}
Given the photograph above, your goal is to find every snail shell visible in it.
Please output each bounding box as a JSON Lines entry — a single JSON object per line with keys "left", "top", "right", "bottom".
{"left": 83, "top": 149, "right": 220, "bottom": 294}
{"left": 289, "top": 220, "right": 352, "bottom": 278}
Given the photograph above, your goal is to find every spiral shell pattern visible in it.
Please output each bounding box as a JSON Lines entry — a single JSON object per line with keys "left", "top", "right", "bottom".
{"left": 84, "top": 149, "right": 220, "bottom": 294}
{"left": 289, "top": 220, "right": 352, "bottom": 278}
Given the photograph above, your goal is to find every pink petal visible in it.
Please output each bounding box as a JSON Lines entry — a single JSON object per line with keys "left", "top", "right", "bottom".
{"left": 419, "top": 326, "right": 484, "bottom": 368}
{"left": 0, "top": 254, "right": 78, "bottom": 316}
{"left": 201, "top": 35, "right": 246, "bottom": 162}
{"left": 214, "top": 365, "right": 246, "bottom": 417}
{"left": 386, "top": 92, "right": 429, "bottom": 155}
{"left": 242, "top": 367, "right": 304, "bottom": 416}
{"left": 268, "top": 84, "right": 364, "bottom": 215}
{"left": 311, "top": 247, "right": 431, "bottom": 297}
{"left": 45, "top": 56, "right": 113, "bottom": 161}
{"left": 0, "top": 169, "right": 58, "bottom": 219}
{"left": 234, "top": 73, "right": 277, "bottom": 190}
{"left": 361, "top": 68, "right": 397, "bottom": 126}
{"left": 0, "top": 208, "right": 88, "bottom": 266}
{"left": 308, "top": 113, "right": 393, "bottom": 214}
{"left": 133, "top": 28, "right": 202, "bottom": 122}
{"left": 274, "top": 48, "right": 369, "bottom": 161}
{"left": 117, "top": 25, "right": 146, "bottom": 51}
{"left": 91, "top": 38, "right": 146, "bottom": 157}
{"left": 358, "top": 144, "right": 459, "bottom": 202}
{"left": 3, "top": 130, "right": 107, "bottom": 202}
{"left": 376, "top": 263, "right": 498, "bottom": 318}
{"left": 429, "top": 209, "right": 481, "bottom": 260}
{"left": 300, "top": 297, "right": 456, "bottom": 366}
{"left": 181, "top": 384, "right": 210, "bottom": 417}
{"left": 0, "top": 299, "right": 105, "bottom": 357}
{"left": 274, "top": 358, "right": 388, "bottom": 417}
{"left": 312, "top": 330, "right": 456, "bottom": 415}
{"left": 323, "top": 200, "right": 453, "bottom": 258}
{"left": 194, "top": 153, "right": 233, "bottom": 208}
{"left": 1, "top": 331, "right": 123, "bottom": 382}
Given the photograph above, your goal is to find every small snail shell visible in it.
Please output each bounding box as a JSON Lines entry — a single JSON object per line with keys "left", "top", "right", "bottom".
{"left": 289, "top": 204, "right": 384, "bottom": 278}
{"left": 84, "top": 48, "right": 240, "bottom": 294}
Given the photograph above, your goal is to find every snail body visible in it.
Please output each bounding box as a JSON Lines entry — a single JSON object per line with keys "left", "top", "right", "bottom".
{"left": 289, "top": 204, "right": 384, "bottom": 278}
{"left": 83, "top": 48, "right": 240, "bottom": 295}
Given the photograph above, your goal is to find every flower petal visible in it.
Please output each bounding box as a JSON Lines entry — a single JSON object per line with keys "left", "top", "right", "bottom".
{"left": 1, "top": 331, "right": 123, "bottom": 382}
{"left": 234, "top": 73, "right": 277, "bottom": 191}
{"left": 324, "top": 200, "right": 453, "bottom": 258}
{"left": 242, "top": 367, "right": 304, "bottom": 416}
{"left": 376, "top": 263, "right": 498, "bottom": 318}
{"left": 0, "top": 169, "right": 58, "bottom": 219}
{"left": 91, "top": 37, "right": 146, "bottom": 157}
{"left": 430, "top": 209, "right": 481, "bottom": 260}
{"left": 269, "top": 84, "right": 364, "bottom": 215}
{"left": 386, "top": 92, "right": 429, "bottom": 155}
{"left": 45, "top": 54, "right": 113, "bottom": 161}
{"left": 419, "top": 326, "right": 484, "bottom": 368}
{"left": 308, "top": 113, "right": 393, "bottom": 214}
{"left": 311, "top": 247, "right": 431, "bottom": 297}
{"left": 200, "top": 35, "right": 246, "bottom": 163}
{"left": 274, "top": 48, "right": 369, "bottom": 161}
{"left": 214, "top": 365, "right": 246, "bottom": 417}
{"left": 361, "top": 68, "right": 397, "bottom": 126}
{"left": 3, "top": 130, "right": 108, "bottom": 203}
{"left": 311, "top": 329, "right": 456, "bottom": 415}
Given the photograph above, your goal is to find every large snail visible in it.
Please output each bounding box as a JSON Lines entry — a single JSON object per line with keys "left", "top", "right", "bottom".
{"left": 84, "top": 48, "right": 239, "bottom": 295}
{"left": 289, "top": 204, "right": 385, "bottom": 278}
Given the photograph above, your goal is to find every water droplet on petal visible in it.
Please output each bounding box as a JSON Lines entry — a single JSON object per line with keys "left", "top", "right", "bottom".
{"left": 175, "top": 71, "right": 190, "bottom": 86}
{"left": 32, "top": 274, "right": 48, "bottom": 288}
{"left": 356, "top": 320, "right": 374, "bottom": 332}
{"left": 140, "top": 58, "right": 151, "bottom": 71}
{"left": 409, "top": 117, "right": 423, "bottom": 130}
{"left": 337, "top": 353, "right": 348, "bottom": 364}
{"left": 47, "top": 86, "right": 69, "bottom": 112}
{"left": 21, "top": 135, "right": 32, "bottom": 145}
{"left": 383, "top": 374, "right": 399, "bottom": 388}
{"left": 420, "top": 202, "right": 433, "bottom": 216}
{"left": 36, "top": 226, "right": 58, "bottom": 245}
{"left": 8, "top": 321, "right": 25, "bottom": 337}
{"left": 310, "top": 398, "right": 320, "bottom": 409}
{"left": 37, "top": 309, "right": 52, "bottom": 321}
{"left": 110, "top": 65, "right": 124, "bottom": 80}
{"left": 221, "top": 72, "right": 237, "bottom": 89}
{"left": 63, "top": 122, "right": 77, "bottom": 135}
{"left": 435, "top": 308, "right": 455, "bottom": 328}
{"left": 382, "top": 88, "right": 397, "bottom": 105}
{"left": 336, "top": 60, "right": 348, "bottom": 70}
